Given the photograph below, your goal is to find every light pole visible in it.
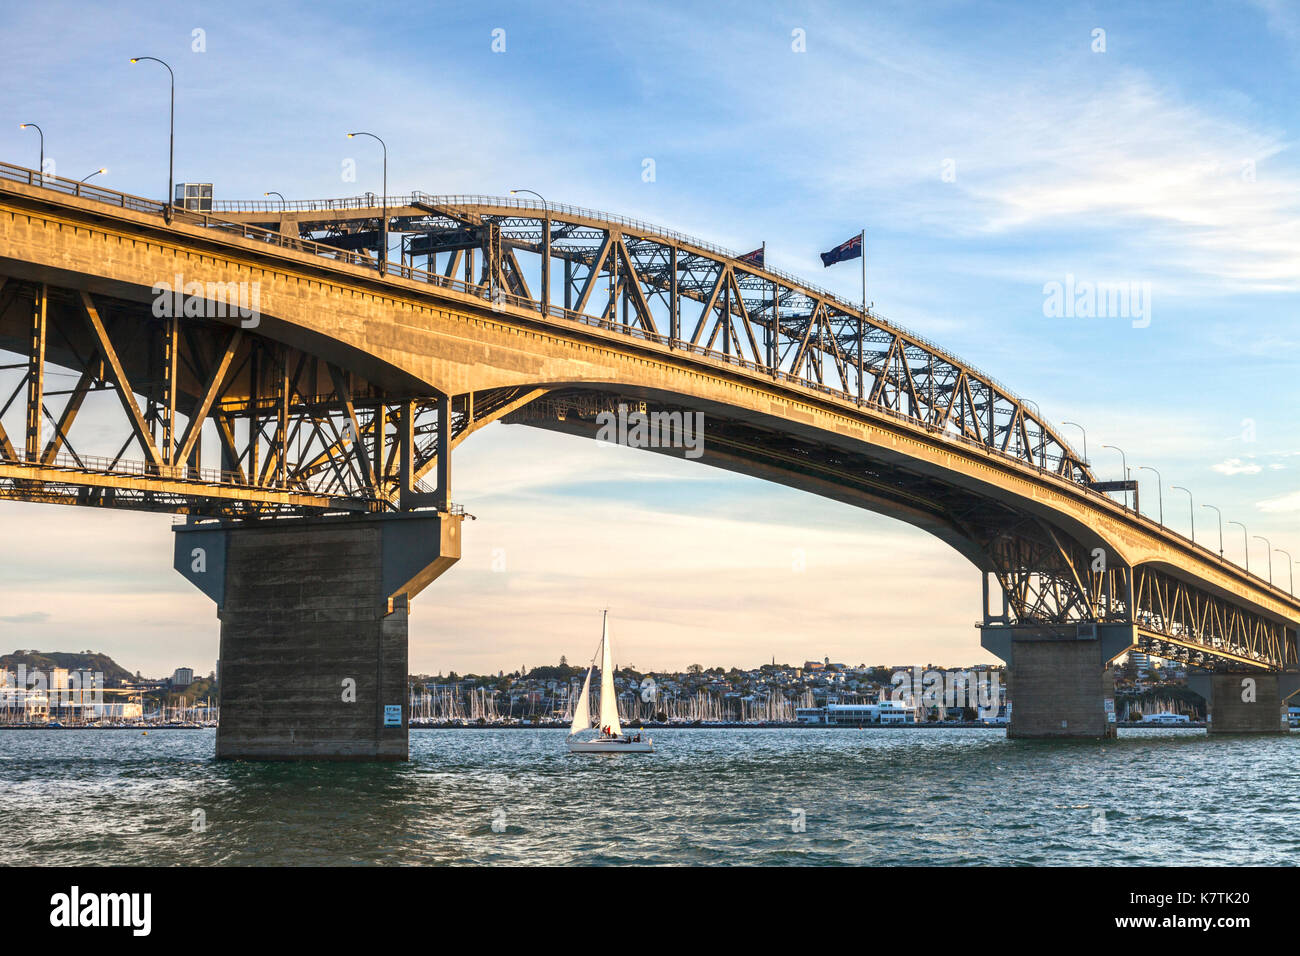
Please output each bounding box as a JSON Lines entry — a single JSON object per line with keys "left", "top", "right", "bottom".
{"left": 510, "top": 188, "right": 549, "bottom": 313}
{"left": 130, "top": 57, "right": 175, "bottom": 223}
{"left": 347, "top": 132, "right": 387, "bottom": 273}
{"left": 264, "top": 190, "right": 286, "bottom": 210}
{"left": 1172, "top": 486, "right": 1194, "bottom": 543}
{"left": 18, "top": 123, "right": 43, "bottom": 180}
{"left": 1253, "top": 536, "right": 1273, "bottom": 585}
{"left": 1202, "top": 504, "right": 1223, "bottom": 558}
{"left": 1100, "top": 443, "right": 1130, "bottom": 508}
{"left": 1227, "top": 520, "right": 1249, "bottom": 573}
{"left": 1137, "top": 465, "right": 1162, "bottom": 525}
{"left": 1062, "top": 420, "right": 1088, "bottom": 466}
{"left": 76, "top": 168, "right": 106, "bottom": 197}
{"left": 1274, "top": 550, "right": 1293, "bottom": 595}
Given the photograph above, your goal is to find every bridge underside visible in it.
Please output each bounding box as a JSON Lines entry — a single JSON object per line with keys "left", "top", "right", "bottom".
{"left": 505, "top": 387, "right": 1297, "bottom": 674}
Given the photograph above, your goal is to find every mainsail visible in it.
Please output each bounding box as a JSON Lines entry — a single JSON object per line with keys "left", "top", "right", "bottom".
{"left": 570, "top": 667, "right": 593, "bottom": 735}
{"left": 598, "top": 611, "right": 622, "bottom": 737}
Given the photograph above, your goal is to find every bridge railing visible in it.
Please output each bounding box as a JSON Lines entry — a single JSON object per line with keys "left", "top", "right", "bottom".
{"left": 209, "top": 194, "right": 429, "bottom": 213}
{"left": 0, "top": 162, "right": 166, "bottom": 215}
{"left": 22, "top": 450, "right": 302, "bottom": 493}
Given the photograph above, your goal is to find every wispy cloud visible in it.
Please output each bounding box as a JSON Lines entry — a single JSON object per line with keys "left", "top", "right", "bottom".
{"left": 1259, "top": 491, "right": 1300, "bottom": 513}
{"left": 1213, "top": 458, "right": 1264, "bottom": 475}
{"left": 0, "top": 612, "right": 50, "bottom": 625}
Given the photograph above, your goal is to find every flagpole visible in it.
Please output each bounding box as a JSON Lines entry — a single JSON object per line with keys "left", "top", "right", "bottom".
{"left": 857, "top": 229, "right": 865, "bottom": 402}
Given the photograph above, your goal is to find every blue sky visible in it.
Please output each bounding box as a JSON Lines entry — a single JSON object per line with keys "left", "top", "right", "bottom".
{"left": 1, "top": 0, "right": 1297, "bottom": 676}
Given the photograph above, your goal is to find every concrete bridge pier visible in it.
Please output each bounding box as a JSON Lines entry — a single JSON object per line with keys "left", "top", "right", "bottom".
{"left": 1188, "top": 672, "right": 1293, "bottom": 734}
{"left": 174, "top": 512, "right": 461, "bottom": 760}
{"left": 981, "top": 624, "right": 1132, "bottom": 739}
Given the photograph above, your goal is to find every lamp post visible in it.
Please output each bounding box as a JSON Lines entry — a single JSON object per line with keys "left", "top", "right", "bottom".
{"left": 264, "top": 190, "right": 286, "bottom": 210}
{"left": 130, "top": 57, "right": 175, "bottom": 223}
{"left": 76, "top": 168, "right": 106, "bottom": 196}
{"left": 1062, "top": 420, "right": 1088, "bottom": 466}
{"left": 1172, "top": 486, "right": 1194, "bottom": 543}
{"left": 1274, "top": 550, "right": 1293, "bottom": 595}
{"left": 347, "top": 132, "right": 386, "bottom": 273}
{"left": 1137, "top": 465, "right": 1162, "bottom": 525}
{"left": 1100, "top": 443, "right": 1130, "bottom": 508}
{"left": 1253, "top": 536, "right": 1273, "bottom": 585}
{"left": 510, "top": 189, "right": 549, "bottom": 313}
{"left": 1227, "top": 520, "right": 1249, "bottom": 573}
{"left": 18, "top": 123, "right": 43, "bottom": 180}
{"left": 1202, "top": 504, "right": 1223, "bottom": 558}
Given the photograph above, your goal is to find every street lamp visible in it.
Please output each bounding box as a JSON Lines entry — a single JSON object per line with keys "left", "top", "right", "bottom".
{"left": 1061, "top": 420, "right": 1088, "bottom": 466}
{"left": 130, "top": 57, "right": 175, "bottom": 223}
{"left": 1274, "top": 550, "right": 1293, "bottom": 595}
{"left": 1172, "top": 486, "right": 1194, "bottom": 543}
{"left": 1137, "top": 465, "right": 1162, "bottom": 525}
{"left": 18, "top": 123, "right": 43, "bottom": 180}
{"left": 510, "top": 188, "right": 549, "bottom": 313}
{"left": 1253, "top": 536, "right": 1273, "bottom": 585}
{"left": 1202, "top": 504, "right": 1223, "bottom": 558}
{"left": 1100, "top": 443, "right": 1130, "bottom": 508}
{"left": 347, "top": 132, "right": 387, "bottom": 273}
{"left": 264, "top": 190, "right": 286, "bottom": 210}
{"left": 74, "top": 167, "right": 105, "bottom": 197}
{"left": 1227, "top": 520, "right": 1249, "bottom": 573}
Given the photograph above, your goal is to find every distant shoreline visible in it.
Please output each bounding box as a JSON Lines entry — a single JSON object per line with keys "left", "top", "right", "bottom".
{"left": 0, "top": 721, "right": 1210, "bottom": 731}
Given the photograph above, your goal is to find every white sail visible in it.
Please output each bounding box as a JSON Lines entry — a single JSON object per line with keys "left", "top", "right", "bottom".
{"left": 598, "top": 611, "right": 622, "bottom": 737}
{"left": 570, "top": 667, "right": 593, "bottom": 735}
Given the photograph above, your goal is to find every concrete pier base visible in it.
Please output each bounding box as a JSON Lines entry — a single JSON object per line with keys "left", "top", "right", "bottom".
{"left": 1188, "top": 672, "right": 1290, "bottom": 734}
{"left": 981, "top": 624, "right": 1131, "bottom": 739}
{"left": 174, "top": 512, "right": 460, "bottom": 760}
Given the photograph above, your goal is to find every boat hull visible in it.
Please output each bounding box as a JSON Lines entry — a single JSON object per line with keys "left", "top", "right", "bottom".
{"left": 567, "top": 737, "right": 654, "bottom": 753}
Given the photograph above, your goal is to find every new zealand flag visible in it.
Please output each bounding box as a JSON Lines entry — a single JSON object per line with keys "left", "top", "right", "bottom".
{"left": 820, "top": 233, "right": 862, "bottom": 267}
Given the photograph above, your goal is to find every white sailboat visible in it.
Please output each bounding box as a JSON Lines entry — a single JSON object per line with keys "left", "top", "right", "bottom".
{"left": 567, "top": 611, "right": 654, "bottom": 753}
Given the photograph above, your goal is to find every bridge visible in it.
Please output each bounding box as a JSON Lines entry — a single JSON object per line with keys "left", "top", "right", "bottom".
{"left": 0, "top": 160, "right": 1295, "bottom": 757}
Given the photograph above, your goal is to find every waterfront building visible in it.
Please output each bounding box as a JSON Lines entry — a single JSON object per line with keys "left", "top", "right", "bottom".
{"left": 795, "top": 701, "right": 917, "bottom": 725}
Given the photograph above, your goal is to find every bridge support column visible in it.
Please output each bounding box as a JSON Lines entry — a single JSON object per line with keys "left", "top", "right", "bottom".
{"left": 981, "top": 624, "right": 1132, "bottom": 739}
{"left": 1188, "top": 672, "right": 1291, "bottom": 734}
{"left": 174, "top": 512, "right": 461, "bottom": 760}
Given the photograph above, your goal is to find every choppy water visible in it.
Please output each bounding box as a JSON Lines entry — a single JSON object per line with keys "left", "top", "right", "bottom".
{"left": 0, "top": 728, "right": 1296, "bottom": 865}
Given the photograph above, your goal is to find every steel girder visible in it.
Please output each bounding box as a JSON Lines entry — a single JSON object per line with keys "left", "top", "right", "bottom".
{"left": 0, "top": 279, "right": 487, "bottom": 518}
{"left": 975, "top": 513, "right": 1294, "bottom": 669}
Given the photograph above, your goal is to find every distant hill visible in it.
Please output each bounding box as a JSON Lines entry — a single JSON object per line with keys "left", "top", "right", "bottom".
{"left": 0, "top": 650, "right": 137, "bottom": 687}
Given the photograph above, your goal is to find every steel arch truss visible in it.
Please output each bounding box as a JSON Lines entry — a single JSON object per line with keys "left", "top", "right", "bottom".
{"left": 0, "top": 278, "right": 493, "bottom": 517}
{"left": 977, "top": 515, "right": 1294, "bottom": 669}
{"left": 1130, "top": 565, "right": 1296, "bottom": 670}
{"left": 245, "top": 194, "right": 1091, "bottom": 484}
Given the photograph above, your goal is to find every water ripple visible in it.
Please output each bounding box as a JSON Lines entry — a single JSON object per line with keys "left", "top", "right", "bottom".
{"left": 0, "top": 728, "right": 1296, "bottom": 865}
